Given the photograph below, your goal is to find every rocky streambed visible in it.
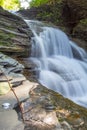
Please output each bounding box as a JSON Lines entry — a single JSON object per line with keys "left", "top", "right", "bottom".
{"left": 0, "top": 51, "right": 87, "bottom": 130}
{"left": 0, "top": 52, "right": 38, "bottom": 130}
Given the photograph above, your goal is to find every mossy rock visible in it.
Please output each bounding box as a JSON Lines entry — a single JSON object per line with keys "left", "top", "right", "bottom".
{"left": 0, "top": 82, "right": 11, "bottom": 95}
{"left": 0, "top": 7, "right": 32, "bottom": 57}
{"left": 73, "top": 19, "right": 87, "bottom": 42}
{"left": 23, "top": 84, "right": 87, "bottom": 129}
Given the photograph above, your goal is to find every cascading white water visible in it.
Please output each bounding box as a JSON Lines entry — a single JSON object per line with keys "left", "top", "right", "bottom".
{"left": 26, "top": 20, "right": 87, "bottom": 108}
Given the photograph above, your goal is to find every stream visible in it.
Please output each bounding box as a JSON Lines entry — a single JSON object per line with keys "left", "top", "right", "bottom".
{"left": 25, "top": 20, "right": 87, "bottom": 108}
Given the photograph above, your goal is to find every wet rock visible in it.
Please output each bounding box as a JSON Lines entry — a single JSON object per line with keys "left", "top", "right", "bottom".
{"left": 0, "top": 53, "right": 24, "bottom": 73}
{"left": 9, "top": 73, "right": 25, "bottom": 79}
{"left": 66, "top": 112, "right": 84, "bottom": 128}
{"left": 0, "top": 54, "right": 18, "bottom": 67}
{"left": 0, "top": 69, "right": 3, "bottom": 75}
{"left": 9, "top": 73, "right": 26, "bottom": 87}
{"left": 0, "top": 53, "right": 26, "bottom": 94}
{"left": 61, "top": 121, "right": 71, "bottom": 130}
{"left": 2, "top": 102, "right": 11, "bottom": 109}
{"left": 0, "top": 75, "right": 12, "bottom": 82}
{"left": 7, "top": 66, "right": 23, "bottom": 73}
{"left": 44, "top": 103, "right": 56, "bottom": 112}
{"left": 0, "top": 53, "right": 3, "bottom": 58}
{"left": 11, "top": 76, "right": 26, "bottom": 87}
{"left": 22, "top": 59, "right": 37, "bottom": 69}
{"left": 0, "top": 66, "right": 6, "bottom": 74}
{"left": 11, "top": 76, "right": 26, "bottom": 83}
{"left": 11, "top": 81, "right": 23, "bottom": 87}
{"left": 22, "top": 84, "right": 87, "bottom": 130}
{"left": 0, "top": 60, "right": 9, "bottom": 66}
{"left": 3, "top": 58, "right": 18, "bottom": 67}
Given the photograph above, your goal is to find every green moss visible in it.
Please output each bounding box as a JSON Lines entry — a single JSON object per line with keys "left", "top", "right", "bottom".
{"left": 80, "top": 19, "right": 87, "bottom": 27}
{"left": 0, "top": 30, "right": 15, "bottom": 38}
{"left": 37, "top": 12, "right": 53, "bottom": 20}
{"left": 0, "top": 41, "right": 12, "bottom": 46}
{"left": 35, "top": 3, "right": 63, "bottom": 26}
{"left": 0, "top": 30, "right": 15, "bottom": 46}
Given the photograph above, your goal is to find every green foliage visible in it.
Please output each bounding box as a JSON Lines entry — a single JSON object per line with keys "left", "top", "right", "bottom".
{"left": 0, "top": 0, "right": 3, "bottom": 5}
{"left": 0, "top": 0, "right": 20, "bottom": 10}
{"left": 80, "top": 19, "right": 87, "bottom": 27}
{"left": 30, "top": 0, "right": 62, "bottom": 7}
{"left": 30, "top": 0, "right": 49, "bottom": 7}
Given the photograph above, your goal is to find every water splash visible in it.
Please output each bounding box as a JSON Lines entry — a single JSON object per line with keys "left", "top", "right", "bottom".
{"left": 26, "top": 20, "right": 87, "bottom": 108}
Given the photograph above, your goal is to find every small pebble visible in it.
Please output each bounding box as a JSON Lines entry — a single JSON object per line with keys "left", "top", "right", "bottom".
{"left": 2, "top": 103, "right": 11, "bottom": 109}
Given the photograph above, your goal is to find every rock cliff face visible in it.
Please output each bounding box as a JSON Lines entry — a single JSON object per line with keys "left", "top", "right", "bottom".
{"left": 62, "top": 0, "right": 87, "bottom": 32}
{"left": 62, "top": 0, "right": 87, "bottom": 48}
{"left": 0, "top": 7, "right": 32, "bottom": 57}
{"left": 18, "top": 0, "right": 87, "bottom": 50}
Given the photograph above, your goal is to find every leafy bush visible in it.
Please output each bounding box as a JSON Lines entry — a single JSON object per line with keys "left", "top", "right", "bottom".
{"left": 30, "top": 0, "right": 49, "bottom": 7}
{"left": 0, "top": 0, "right": 20, "bottom": 10}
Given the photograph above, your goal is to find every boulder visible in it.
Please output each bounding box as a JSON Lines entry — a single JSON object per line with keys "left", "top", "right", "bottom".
{"left": 22, "top": 85, "right": 87, "bottom": 130}
{"left": 0, "top": 7, "right": 32, "bottom": 57}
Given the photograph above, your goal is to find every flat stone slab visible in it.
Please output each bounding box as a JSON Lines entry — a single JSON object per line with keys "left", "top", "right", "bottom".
{"left": 0, "top": 80, "right": 38, "bottom": 109}
{"left": 0, "top": 110, "right": 24, "bottom": 130}
{"left": 0, "top": 75, "right": 12, "bottom": 82}
{"left": 0, "top": 80, "right": 38, "bottom": 130}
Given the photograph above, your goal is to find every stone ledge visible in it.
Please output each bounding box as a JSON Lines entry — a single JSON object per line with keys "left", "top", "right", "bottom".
{"left": 0, "top": 80, "right": 38, "bottom": 109}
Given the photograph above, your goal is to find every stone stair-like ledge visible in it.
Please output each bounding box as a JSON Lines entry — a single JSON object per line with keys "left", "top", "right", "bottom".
{"left": 0, "top": 80, "right": 38, "bottom": 109}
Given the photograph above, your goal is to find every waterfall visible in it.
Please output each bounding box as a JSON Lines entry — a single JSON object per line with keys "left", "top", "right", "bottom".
{"left": 26, "top": 20, "right": 87, "bottom": 108}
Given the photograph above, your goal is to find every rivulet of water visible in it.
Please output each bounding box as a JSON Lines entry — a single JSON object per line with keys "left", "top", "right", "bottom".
{"left": 25, "top": 20, "right": 87, "bottom": 108}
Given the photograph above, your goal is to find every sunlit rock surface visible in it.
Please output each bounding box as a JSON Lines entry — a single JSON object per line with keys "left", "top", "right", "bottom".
{"left": 22, "top": 85, "right": 87, "bottom": 130}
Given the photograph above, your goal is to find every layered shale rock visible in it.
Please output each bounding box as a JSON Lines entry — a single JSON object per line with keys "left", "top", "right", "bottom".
{"left": 0, "top": 7, "right": 32, "bottom": 57}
